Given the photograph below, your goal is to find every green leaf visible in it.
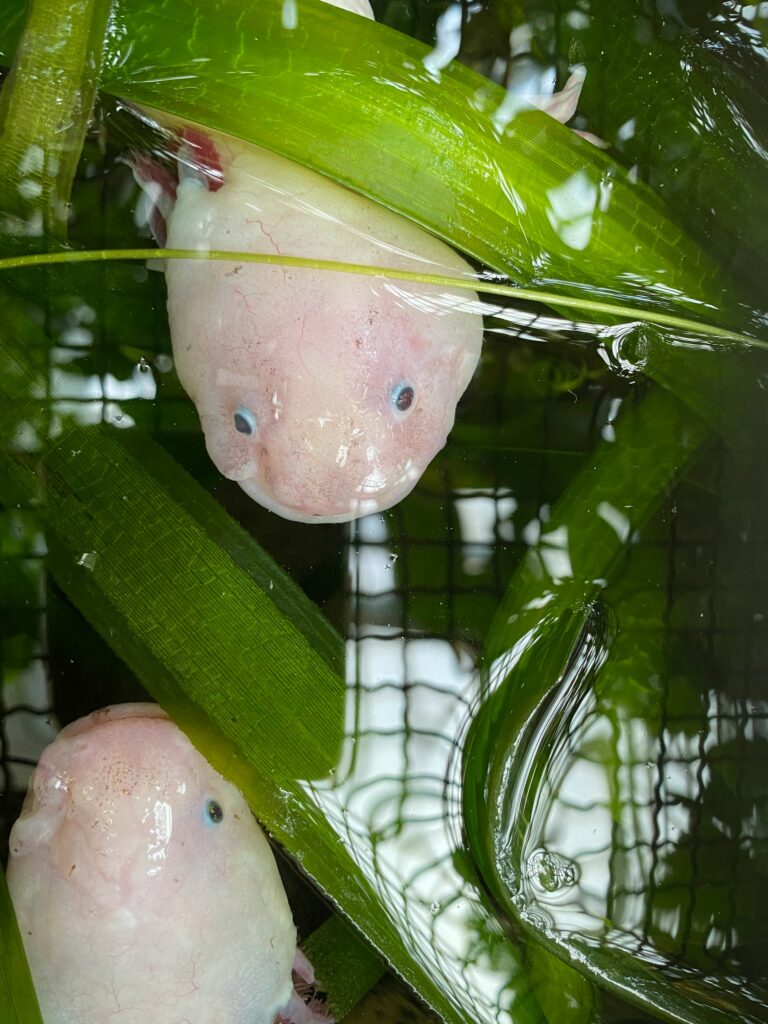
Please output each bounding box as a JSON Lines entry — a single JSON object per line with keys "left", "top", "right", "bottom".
{"left": 301, "top": 916, "right": 385, "bottom": 1020}
{"left": 0, "top": 0, "right": 112, "bottom": 236}
{"left": 530, "top": 0, "right": 768, "bottom": 299}
{"left": 482, "top": 380, "right": 711, "bottom": 667}
{"left": 0, "top": 0, "right": 751, "bottom": 332}
{"left": 462, "top": 381, "right": 711, "bottom": 1021}
{"left": 0, "top": 868, "right": 43, "bottom": 1024}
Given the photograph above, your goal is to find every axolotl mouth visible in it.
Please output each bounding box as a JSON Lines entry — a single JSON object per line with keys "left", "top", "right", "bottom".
{"left": 236, "top": 457, "right": 425, "bottom": 524}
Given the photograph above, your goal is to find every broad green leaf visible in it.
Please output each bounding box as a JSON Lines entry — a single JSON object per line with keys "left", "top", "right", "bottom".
{"left": 527, "top": 941, "right": 601, "bottom": 1024}
{"left": 481, "top": 379, "right": 710, "bottom": 667}
{"left": 0, "top": 0, "right": 752, "bottom": 333}
{"left": 302, "top": 916, "right": 385, "bottom": 1020}
{"left": 462, "top": 383, "right": 708, "bottom": 1020}
{"left": 525, "top": 0, "right": 768, "bottom": 299}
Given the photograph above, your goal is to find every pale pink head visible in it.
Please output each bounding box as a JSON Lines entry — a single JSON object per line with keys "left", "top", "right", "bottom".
{"left": 135, "top": 112, "right": 483, "bottom": 525}
{"left": 187, "top": 272, "right": 482, "bottom": 524}
{"left": 6, "top": 703, "right": 297, "bottom": 1024}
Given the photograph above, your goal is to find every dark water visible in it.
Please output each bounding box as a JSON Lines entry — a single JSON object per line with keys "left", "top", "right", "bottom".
{"left": 1, "top": 2, "right": 767, "bottom": 1024}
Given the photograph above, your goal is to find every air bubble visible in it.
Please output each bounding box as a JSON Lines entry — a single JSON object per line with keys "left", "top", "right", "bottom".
{"left": 525, "top": 849, "right": 578, "bottom": 893}
{"left": 76, "top": 551, "right": 98, "bottom": 571}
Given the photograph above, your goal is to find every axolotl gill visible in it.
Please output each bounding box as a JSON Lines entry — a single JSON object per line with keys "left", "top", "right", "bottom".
{"left": 6, "top": 703, "right": 327, "bottom": 1024}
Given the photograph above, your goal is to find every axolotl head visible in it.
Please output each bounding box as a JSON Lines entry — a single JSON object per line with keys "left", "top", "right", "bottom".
{"left": 134, "top": 115, "right": 483, "bottom": 524}
{"left": 6, "top": 703, "right": 300, "bottom": 1024}
{"left": 176, "top": 265, "right": 483, "bottom": 524}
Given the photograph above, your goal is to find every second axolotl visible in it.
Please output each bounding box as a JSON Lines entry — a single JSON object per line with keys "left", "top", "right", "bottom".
{"left": 6, "top": 703, "right": 329, "bottom": 1024}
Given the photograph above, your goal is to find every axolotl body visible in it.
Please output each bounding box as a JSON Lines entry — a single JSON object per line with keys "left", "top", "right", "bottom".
{"left": 132, "top": 0, "right": 485, "bottom": 524}
{"left": 6, "top": 703, "right": 325, "bottom": 1024}
{"left": 134, "top": 0, "right": 591, "bottom": 524}
{"left": 136, "top": 120, "right": 484, "bottom": 523}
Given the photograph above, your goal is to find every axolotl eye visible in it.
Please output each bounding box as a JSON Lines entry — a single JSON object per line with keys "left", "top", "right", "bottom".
{"left": 390, "top": 381, "right": 415, "bottom": 418}
{"left": 205, "top": 798, "right": 224, "bottom": 824}
{"left": 233, "top": 408, "right": 257, "bottom": 436}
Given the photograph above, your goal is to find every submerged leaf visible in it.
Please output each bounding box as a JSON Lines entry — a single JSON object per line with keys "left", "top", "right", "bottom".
{"left": 0, "top": 0, "right": 752, "bottom": 331}
{"left": 0, "top": 869, "right": 43, "bottom": 1024}
{"left": 0, "top": 0, "right": 112, "bottom": 236}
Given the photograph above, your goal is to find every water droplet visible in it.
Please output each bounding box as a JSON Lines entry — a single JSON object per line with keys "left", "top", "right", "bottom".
{"left": 76, "top": 551, "right": 98, "bottom": 571}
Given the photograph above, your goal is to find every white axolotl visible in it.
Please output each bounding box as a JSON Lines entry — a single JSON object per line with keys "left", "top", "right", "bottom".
{"left": 6, "top": 703, "right": 327, "bottom": 1024}
{"left": 133, "top": 0, "right": 588, "bottom": 523}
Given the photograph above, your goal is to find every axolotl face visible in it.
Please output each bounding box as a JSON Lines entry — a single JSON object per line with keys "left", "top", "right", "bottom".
{"left": 6, "top": 703, "right": 299, "bottom": 1024}
{"left": 136, "top": 125, "right": 484, "bottom": 523}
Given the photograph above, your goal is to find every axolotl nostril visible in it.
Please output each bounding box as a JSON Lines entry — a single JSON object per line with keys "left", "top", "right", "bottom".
{"left": 6, "top": 703, "right": 328, "bottom": 1024}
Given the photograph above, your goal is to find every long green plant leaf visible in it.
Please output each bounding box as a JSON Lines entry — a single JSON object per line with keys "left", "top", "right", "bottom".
{"left": 0, "top": 0, "right": 111, "bottom": 236}
{"left": 535, "top": 0, "right": 768, "bottom": 298}
{"left": 0, "top": 869, "right": 43, "bottom": 1024}
{"left": 0, "top": 0, "right": 753, "bottom": 333}
{"left": 461, "top": 386, "right": 706, "bottom": 1022}
{"left": 463, "top": 321, "right": 768, "bottom": 1020}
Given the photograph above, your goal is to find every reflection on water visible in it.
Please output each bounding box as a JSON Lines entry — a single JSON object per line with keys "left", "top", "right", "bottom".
{"left": 308, "top": 509, "right": 521, "bottom": 1021}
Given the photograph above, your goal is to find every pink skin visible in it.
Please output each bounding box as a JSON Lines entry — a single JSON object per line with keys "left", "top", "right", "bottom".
{"left": 6, "top": 704, "right": 328, "bottom": 1024}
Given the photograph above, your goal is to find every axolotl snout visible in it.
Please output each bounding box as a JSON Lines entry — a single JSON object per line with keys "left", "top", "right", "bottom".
{"left": 136, "top": 123, "right": 484, "bottom": 523}
{"left": 6, "top": 703, "right": 325, "bottom": 1024}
